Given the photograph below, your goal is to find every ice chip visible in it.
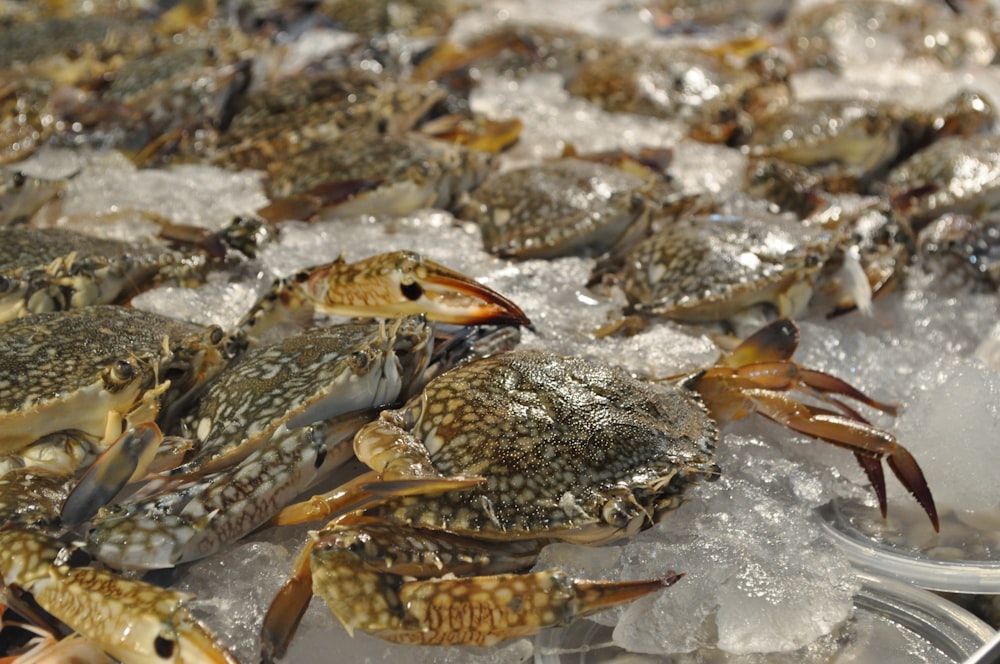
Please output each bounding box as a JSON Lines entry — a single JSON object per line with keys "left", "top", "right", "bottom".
{"left": 891, "top": 355, "right": 1000, "bottom": 512}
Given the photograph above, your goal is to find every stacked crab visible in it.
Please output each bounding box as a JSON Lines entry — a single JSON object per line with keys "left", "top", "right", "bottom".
{"left": 1, "top": 0, "right": 998, "bottom": 662}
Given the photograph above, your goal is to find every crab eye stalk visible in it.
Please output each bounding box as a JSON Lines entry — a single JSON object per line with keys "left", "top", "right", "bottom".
{"left": 108, "top": 359, "right": 137, "bottom": 386}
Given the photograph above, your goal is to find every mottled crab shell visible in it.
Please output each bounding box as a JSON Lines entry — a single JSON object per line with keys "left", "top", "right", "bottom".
{"left": 266, "top": 129, "right": 495, "bottom": 216}
{"left": 218, "top": 70, "right": 445, "bottom": 171}
{"left": 360, "top": 349, "right": 719, "bottom": 543}
{"left": 458, "top": 158, "right": 651, "bottom": 260}
{"left": 174, "top": 315, "right": 434, "bottom": 475}
{"left": 0, "top": 227, "right": 195, "bottom": 323}
{"left": 887, "top": 134, "right": 1000, "bottom": 228}
{"left": 0, "top": 305, "right": 226, "bottom": 453}
{"left": 607, "top": 212, "right": 835, "bottom": 323}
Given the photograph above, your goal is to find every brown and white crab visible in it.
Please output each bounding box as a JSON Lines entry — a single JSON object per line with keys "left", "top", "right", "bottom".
{"left": 0, "top": 250, "right": 530, "bottom": 663}
{"left": 260, "top": 319, "right": 936, "bottom": 656}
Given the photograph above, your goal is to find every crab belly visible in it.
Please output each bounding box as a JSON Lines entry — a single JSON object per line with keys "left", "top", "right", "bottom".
{"left": 0, "top": 380, "right": 143, "bottom": 453}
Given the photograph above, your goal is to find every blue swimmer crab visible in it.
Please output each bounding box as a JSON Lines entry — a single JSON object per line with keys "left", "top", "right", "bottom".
{"left": 0, "top": 252, "right": 530, "bottom": 663}
{"left": 589, "top": 197, "right": 916, "bottom": 331}
{"left": 743, "top": 89, "right": 994, "bottom": 195}
{"left": 260, "top": 319, "right": 936, "bottom": 655}
{"left": 456, "top": 155, "right": 673, "bottom": 260}
{"left": 83, "top": 316, "right": 436, "bottom": 570}
{"left": 886, "top": 133, "right": 1000, "bottom": 229}
{"left": 263, "top": 129, "right": 496, "bottom": 220}
{"left": 0, "top": 225, "right": 228, "bottom": 323}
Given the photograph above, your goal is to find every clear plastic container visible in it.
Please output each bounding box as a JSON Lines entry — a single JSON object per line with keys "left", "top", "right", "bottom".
{"left": 533, "top": 573, "right": 994, "bottom": 663}
{"left": 818, "top": 499, "right": 1000, "bottom": 594}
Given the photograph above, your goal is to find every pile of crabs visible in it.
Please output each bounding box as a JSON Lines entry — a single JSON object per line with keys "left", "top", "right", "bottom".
{"left": 1, "top": 0, "right": 998, "bottom": 661}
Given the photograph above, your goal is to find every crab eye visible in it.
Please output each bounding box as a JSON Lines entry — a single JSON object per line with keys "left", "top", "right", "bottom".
{"left": 601, "top": 494, "right": 635, "bottom": 529}
{"left": 208, "top": 325, "right": 225, "bottom": 345}
{"left": 110, "top": 359, "right": 136, "bottom": 383}
{"left": 400, "top": 281, "right": 423, "bottom": 301}
{"left": 351, "top": 351, "right": 371, "bottom": 371}
{"left": 0, "top": 275, "right": 11, "bottom": 293}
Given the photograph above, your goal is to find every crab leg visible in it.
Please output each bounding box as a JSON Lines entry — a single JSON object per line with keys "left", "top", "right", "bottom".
{"left": 308, "top": 520, "right": 680, "bottom": 647}
{"left": 270, "top": 471, "right": 484, "bottom": 527}
{"left": 0, "top": 528, "right": 238, "bottom": 664}
{"left": 87, "top": 413, "right": 371, "bottom": 570}
{"left": 61, "top": 423, "right": 164, "bottom": 525}
{"left": 692, "top": 318, "right": 937, "bottom": 530}
{"left": 240, "top": 251, "right": 532, "bottom": 340}
{"left": 717, "top": 385, "right": 938, "bottom": 531}
{"left": 262, "top": 518, "right": 680, "bottom": 656}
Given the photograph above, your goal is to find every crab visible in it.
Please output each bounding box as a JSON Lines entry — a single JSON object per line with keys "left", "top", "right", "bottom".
{"left": 589, "top": 206, "right": 842, "bottom": 332}
{"left": 312, "top": 0, "right": 472, "bottom": 38}
{"left": 0, "top": 525, "right": 240, "bottom": 664}
{"left": 590, "top": 194, "right": 922, "bottom": 332}
{"left": 916, "top": 212, "right": 1000, "bottom": 288}
{"left": 455, "top": 156, "right": 671, "bottom": 260}
{"left": 0, "top": 166, "right": 68, "bottom": 226}
{"left": 82, "top": 315, "right": 437, "bottom": 570}
{"left": 0, "top": 226, "right": 223, "bottom": 323}
{"left": 210, "top": 69, "right": 446, "bottom": 173}
{"left": 0, "top": 250, "right": 530, "bottom": 662}
{"left": 259, "top": 319, "right": 936, "bottom": 654}
{"left": 885, "top": 133, "right": 1000, "bottom": 231}
{"left": 263, "top": 129, "right": 496, "bottom": 220}
{"left": 0, "top": 307, "right": 235, "bottom": 662}
{"left": 0, "top": 305, "right": 230, "bottom": 466}
{"left": 566, "top": 37, "right": 791, "bottom": 144}
{"left": 785, "top": 0, "right": 997, "bottom": 72}
{"left": 743, "top": 89, "right": 995, "bottom": 195}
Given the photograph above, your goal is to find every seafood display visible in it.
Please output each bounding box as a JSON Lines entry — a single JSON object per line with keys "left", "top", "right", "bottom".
{"left": 1, "top": 0, "right": 999, "bottom": 662}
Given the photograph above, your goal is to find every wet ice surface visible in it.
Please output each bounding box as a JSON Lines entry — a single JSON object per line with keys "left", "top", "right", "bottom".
{"left": 17, "top": 148, "right": 269, "bottom": 237}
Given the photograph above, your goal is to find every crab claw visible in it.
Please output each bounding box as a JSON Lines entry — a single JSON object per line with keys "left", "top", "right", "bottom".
{"left": 241, "top": 251, "right": 532, "bottom": 339}
{"left": 690, "top": 318, "right": 938, "bottom": 531}
{"left": 298, "top": 251, "right": 532, "bottom": 327}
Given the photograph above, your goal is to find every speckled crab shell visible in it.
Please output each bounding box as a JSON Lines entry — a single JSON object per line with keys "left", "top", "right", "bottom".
{"left": 355, "top": 349, "right": 720, "bottom": 543}
{"left": 0, "top": 305, "right": 227, "bottom": 454}
{"left": 593, "top": 211, "right": 836, "bottom": 324}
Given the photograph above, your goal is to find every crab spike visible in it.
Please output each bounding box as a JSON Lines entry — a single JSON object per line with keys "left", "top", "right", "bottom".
{"left": 61, "top": 423, "right": 163, "bottom": 525}
{"left": 571, "top": 572, "right": 684, "bottom": 618}
{"left": 853, "top": 451, "right": 888, "bottom": 518}
{"left": 744, "top": 391, "right": 938, "bottom": 530}
{"left": 261, "top": 539, "right": 316, "bottom": 664}
{"left": 883, "top": 438, "right": 939, "bottom": 530}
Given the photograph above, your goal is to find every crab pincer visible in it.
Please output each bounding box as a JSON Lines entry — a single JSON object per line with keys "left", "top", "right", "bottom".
{"left": 242, "top": 250, "right": 533, "bottom": 338}
{"left": 689, "top": 318, "right": 938, "bottom": 531}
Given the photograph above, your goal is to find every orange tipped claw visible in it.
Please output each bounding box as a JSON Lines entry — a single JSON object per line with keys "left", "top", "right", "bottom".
{"left": 693, "top": 318, "right": 938, "bottom": 531}
{"left": 299, "top": 251, "right": 532, "bottom": 328}
{"left": 244, "top": 251, "right": 532, "bottom": 338}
